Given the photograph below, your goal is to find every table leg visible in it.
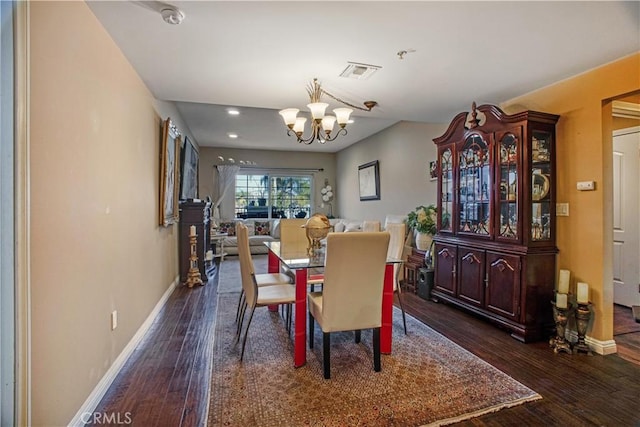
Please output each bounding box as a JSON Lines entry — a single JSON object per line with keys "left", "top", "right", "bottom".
{"left": 294, "top": 268, "right": 308, "bottom": 367}
{"left": 268, "top": 250, "right": 279, "bottom": 274}
{"left": 381, "top": 263, "right": 394, "bottom": 354}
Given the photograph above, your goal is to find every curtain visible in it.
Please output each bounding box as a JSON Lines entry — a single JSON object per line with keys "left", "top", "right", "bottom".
{"left": 213, "top": 164, "right": 240, "bottom": 219}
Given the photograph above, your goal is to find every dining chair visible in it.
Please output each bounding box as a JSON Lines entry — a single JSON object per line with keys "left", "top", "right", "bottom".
{"left": 307, "top": 232, "right": 390, "bottom": 379}
{"left": 362, "top": 220, "right": 381, "bottom": 232}
{"left": 386, "top": 222, "right": 408, "bottom": 334}
{"left": 279, "top": 218, "right": 325, "bottom": 290}
{"left": 236, "top": 222, "right": 296, "bottom": 360}
{"left": 234, "top": 222, "right": 293, "bottom": 327}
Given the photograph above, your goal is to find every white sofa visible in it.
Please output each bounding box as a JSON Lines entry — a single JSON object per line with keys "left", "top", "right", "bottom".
{"left": 215, "top": 215, "right": 408, "bottom": 256}
{"left": 214, "top": 219, "right": 279, "bottom": 255}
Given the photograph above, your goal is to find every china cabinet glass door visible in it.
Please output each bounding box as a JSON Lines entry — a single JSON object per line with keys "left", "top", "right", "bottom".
{"left": 498, "top": 133, "right": 519, "bottom": 240}
{"left": 458, "top": 135, "right": 490, "bottom": 235}
{"left": 531, "top": 131, "right": 552, "bottom": 241}
{"left": 439, "top": 148, "right": 453, "bottom": 232}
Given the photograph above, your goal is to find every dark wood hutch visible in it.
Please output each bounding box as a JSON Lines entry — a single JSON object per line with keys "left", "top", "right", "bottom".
{"left": 432, "top": 103, "right": 559, "bottom": 342}
{"left": 178, "top": 200, "right": 211, "bottom": 284}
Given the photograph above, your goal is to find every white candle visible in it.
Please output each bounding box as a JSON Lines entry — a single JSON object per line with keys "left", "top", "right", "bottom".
{"left": 556, "top": 293, "right": 568, "bottom": 309}
{"left": 577, "top": 282, "right": 589, "bottom": 304}
{"left": 190, "top": 225, "right": 196, "bottom": 236}
{"left": 558, "top": 269, "right": 570, "bottom": 294}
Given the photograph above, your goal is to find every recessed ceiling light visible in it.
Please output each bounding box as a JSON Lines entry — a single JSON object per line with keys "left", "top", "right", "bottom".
{"left": 227, "top": 133, "right": 238, "bottom": 139}
{"left": 347, "top": 119, "right": 355, "bottom": 124}
{"left": 227, "top": 108, "right": 240, "bottom": 116}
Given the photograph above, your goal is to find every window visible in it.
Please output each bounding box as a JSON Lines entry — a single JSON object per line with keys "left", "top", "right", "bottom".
{"left": 235, "top": 173, "right": 313, "bottom": 219}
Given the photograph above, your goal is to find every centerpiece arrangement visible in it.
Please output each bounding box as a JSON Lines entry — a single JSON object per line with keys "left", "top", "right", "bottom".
{"left": 406, "top": 204, "right": 437, "bottom": 251}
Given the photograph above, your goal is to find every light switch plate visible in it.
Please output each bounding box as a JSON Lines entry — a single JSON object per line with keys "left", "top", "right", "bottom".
{"left": 577, "top": 181, "right": 595, "bottom": 191}
{"left": 557, "top": 203, "right": 569, "bottom": 216}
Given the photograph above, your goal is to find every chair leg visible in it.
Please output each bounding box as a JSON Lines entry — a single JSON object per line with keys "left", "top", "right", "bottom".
{"left": 308, "top": 311, "right": 314, "bottom": 349}
{"left": 235, "top": 290, "right": 245, "bottom": 323}
{"left": 354, "top": 330, "right": 361, "bottom": 343}
{"left": 240, "top": 306, "right": 256, "bottom": 361}
{"left": 235, "top": 300, "right": 247, "bottom": 343}
{"left": 373, "top": 327, "right": 381, "bottom": 372}
{"left": 323, "top": 332, "right": 331, "bottom": 379}
{"left": 286, "top": 303, "right": 292, "bottom": 333}
{"left": 395, "top": 289, "right": 408, "bottom": 335}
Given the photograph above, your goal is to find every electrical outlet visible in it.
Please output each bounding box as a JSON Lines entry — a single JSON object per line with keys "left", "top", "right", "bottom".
{"left": 556, "top": 203, "right": 569, "bottom": 216}
{"left": 111, "top": 310, "right": 118, "bottom": 330}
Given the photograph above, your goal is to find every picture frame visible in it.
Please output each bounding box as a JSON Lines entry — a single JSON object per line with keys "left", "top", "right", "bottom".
{"left": 179, "top": 136, "right": 199, "bottom": 200}
{"left": 429, "top": 160, "right": 438, "bottom": 181}
{"left": 358, "top": 160, "right": 380, "bottom": 201}
{"left": 159, "top": 118, "right": 181, "bottom": 226}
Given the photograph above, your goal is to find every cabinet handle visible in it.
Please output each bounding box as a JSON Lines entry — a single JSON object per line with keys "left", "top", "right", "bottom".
{"left": 484, "top": 274, "right": 489, "bottom": 287}
{"left": 452, "top": 264, "right": 456, "bottom": 279}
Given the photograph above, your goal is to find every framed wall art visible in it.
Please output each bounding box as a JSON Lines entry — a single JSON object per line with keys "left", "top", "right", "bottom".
{"left": 159, "top": 118, "right": 181, "bottom": 226}
{"left": 358, "top": 160, "right": 380, "bottom": 201}
{"left": 429, "top": 160, "right": 438, "bottom": 181}
{"left": 179, "top": 136, "right": 199, "bottom": 200}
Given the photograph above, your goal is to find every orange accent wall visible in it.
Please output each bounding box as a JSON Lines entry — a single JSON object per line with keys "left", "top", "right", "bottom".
{"left": 502, "top": 53, "right": 640, "bottom": 345}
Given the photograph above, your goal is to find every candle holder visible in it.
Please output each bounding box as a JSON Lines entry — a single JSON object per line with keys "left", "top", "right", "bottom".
{"left": 550, "top": 301, "right": 573, "bottom": 354}
{"left": 186, "top": 233, "right": 204, "bottom": 288}
{"left": 574, "top": 302, "right": 593, "bottom": 355}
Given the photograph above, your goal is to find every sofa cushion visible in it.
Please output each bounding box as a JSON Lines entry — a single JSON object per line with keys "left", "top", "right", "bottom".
{"left": 218, "top": 221, "right": 236, "bottom": 236}
{"left": 344, "top": 221, "right": 362, "bottom": 232}
{"left": 254, "top": 220, "right": 271, "bottom": 236}
{"left": 248, "top": 235, "right": 275, "bottom": 245}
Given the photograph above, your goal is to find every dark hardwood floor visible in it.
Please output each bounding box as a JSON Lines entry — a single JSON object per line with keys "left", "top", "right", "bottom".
{"left": 90, "top": 262, "right": 640, "bottom": 426}
{"left": 614, "top": 304, "right": 640, "bottom": 366}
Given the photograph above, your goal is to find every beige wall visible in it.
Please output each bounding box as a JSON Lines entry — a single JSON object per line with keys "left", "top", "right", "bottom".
{"left": 200, "top": 147, "right": 337, "bottom": 219}
{"left": 502, "top": 52, "right": 640, "bottom": 343}
{"left": 30, "top": 2, "right": 181, "bottom": 424}
{"left": 336, "top": 121, "right": 447, "bottom": 222}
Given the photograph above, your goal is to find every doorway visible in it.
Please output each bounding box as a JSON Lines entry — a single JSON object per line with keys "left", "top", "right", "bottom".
{"left": 611, "top": 95, "right": 640, "bottom": 365}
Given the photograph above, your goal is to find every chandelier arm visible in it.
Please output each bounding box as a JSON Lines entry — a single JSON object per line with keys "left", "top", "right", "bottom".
{"left": 286, "top": 126, "right": 320, "bottom": 144}
{"left": 322, "top": 127, "right": 348, "bottom": 142}
{"left": 320, "top": 88, "right": 376, "bottom": 112}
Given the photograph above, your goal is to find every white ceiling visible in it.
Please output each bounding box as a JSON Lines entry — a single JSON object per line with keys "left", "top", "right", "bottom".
{"left": 87, "top": 1, "right": 640, "bottom": 153}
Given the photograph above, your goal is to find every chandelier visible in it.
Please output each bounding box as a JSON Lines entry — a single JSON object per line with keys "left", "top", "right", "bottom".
{"left": 278, "top": 78, "right": 377, "bottom": 145}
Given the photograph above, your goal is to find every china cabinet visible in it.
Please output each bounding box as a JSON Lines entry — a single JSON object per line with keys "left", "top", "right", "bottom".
{"left": 432, "top": 103, "right": 559, "bottom": 342}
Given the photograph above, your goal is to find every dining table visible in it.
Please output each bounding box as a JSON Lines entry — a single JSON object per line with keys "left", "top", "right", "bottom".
{"left": 265, "top": 240, "right": 399, "bottom": 368}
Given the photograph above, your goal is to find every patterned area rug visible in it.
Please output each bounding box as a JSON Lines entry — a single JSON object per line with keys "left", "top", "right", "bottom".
{"left": 208, "top": 293, "right": 541, "bottom": 426}
{"left": 216, "top": 255, "right": 268, "bottom": 294}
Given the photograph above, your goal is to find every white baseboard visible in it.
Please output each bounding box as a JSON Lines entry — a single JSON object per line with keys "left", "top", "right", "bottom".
{"left": 67, "top": 276, "right": 179, "bottom": 427}
{"left": 567, "top": 331, "right": 617, "bottom": 355}
{"left": 586, "top": 337, "right": 617, "bottom": 355}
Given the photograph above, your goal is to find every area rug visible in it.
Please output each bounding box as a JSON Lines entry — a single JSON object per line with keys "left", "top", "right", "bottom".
{"left": 216, "top": 255, "right": 268, "bottom": 294}
{"left": 208, "top": 293, "right": 541, "bottom": 426}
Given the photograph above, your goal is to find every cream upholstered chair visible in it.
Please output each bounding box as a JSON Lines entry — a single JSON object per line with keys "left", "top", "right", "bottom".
{"left": 386, "top": 222, "right": 408, "bottom": 334}
{"left": 234, "top": 222, "right": 292, "bottom": 325}
{"left": 308, "top": 232, "right": 390, "bottom": 379}
{"left": 362, "top": 220, "right": 381, "bottom": 232}
{"left": 279, "top": 218, "right": 324, "bottom": 289}
{"left": 235, "top": 222, "right": 295, "bottom": 360}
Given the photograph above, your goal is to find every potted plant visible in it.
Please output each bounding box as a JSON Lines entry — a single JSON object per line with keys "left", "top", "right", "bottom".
{"left": 406, "top": 204, "right": 437, "bottom": 251}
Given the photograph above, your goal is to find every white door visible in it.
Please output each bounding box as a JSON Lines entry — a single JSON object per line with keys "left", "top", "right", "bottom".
{"left": 613, "top": 127, "right": 640, "bottom": 306}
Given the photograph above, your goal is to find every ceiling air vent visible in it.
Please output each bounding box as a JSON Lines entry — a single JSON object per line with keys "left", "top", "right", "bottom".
{"left": 339, "top": 62, "right": 381, "bottom": 80}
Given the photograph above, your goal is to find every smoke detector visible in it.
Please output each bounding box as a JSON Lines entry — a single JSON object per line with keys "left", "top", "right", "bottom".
{"left": 339, "top": 62, "right": 381, "bottom": 80}
{"left": 161, "top": 6, "right": 185, "bottom": 25}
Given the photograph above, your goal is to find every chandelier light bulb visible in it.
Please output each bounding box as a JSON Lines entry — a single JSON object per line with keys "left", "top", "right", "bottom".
{"left": 321, "top": 116, "right": 337, "bottom": 133}
{"left": 307, "top": 102, "right": 329, "bottom": 121}
{"left": 293, "top": 117, "right": 307, "bottom": 134}
{"left": 278, "top": 108, "right": 299, "bottom": 127}
{"left": 333, "top": 108, "right": 353, "bottom": 126}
